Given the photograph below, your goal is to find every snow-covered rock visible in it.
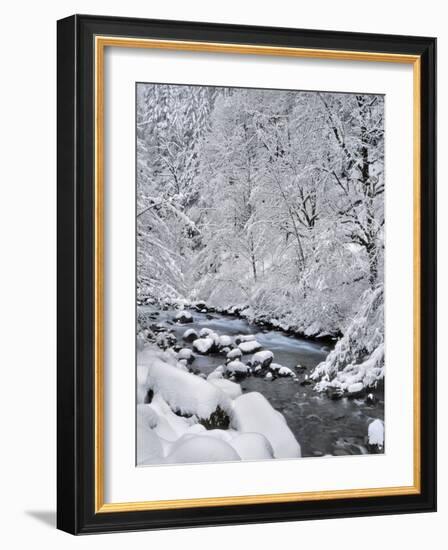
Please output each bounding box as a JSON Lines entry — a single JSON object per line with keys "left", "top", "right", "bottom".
{"left": 199, "top": 327, "right": 215, "bottom": 338}
{"left": 225, "top": 360, "right": 251, "bottom": 377}
{"left": 209, "top": 378, "right": 242, "bottom": 400}
{"left": 177, "top": 348, "right": 195, "bottom": 363}
{"left": 347, "top": 382, "right": 364, "bottom": 395}
{"left": 219, "top": 335, "right": 233, "bottom": 348}
{"left": 238, "top": 340, "right": 262, "bottom": 354}
{"left": 231, "top": 392, "right": 301, "bottom": 458}
{"left": 146, "top": 357, "right": 230, "bottom": 419}
{"left": 193, "top": 337, "right": 215, "bottom": 354}
{"left": 207, "top": 365, "right": 225, "bottom": 381}
{"left": 229, "top": 433, "right": 275, "bottom": 461}
{"left": 227, "top": 348, "right": 242, "bottom": 360}
{"left": 176, "top": 360, "right": 189, "bottom": 371}
{"left": 175, "top": 310, "right": 193, "bottom": 323}
{"left": 155, "top": 331, "right": 177, "bottom": 349}
{"left": 182, "top": 328, "right": 198, "bottom": 342}
{"left": 250, "top": 350, "right": 274, "bottom": 368}
{"left": 270, "top": 363, "right": 295, "bottom": 377}
{"left": 265, "top": 372, "right": 273, "bottom": 380}
{"left": 368, "top": 419, "right": 384, "bottom": 450}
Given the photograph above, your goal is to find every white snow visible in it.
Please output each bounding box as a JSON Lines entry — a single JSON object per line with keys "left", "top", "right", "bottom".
{"left": 227, "top": 348, "right": 242, "bottom": 360}
{"left": 251, "top": 350, "right": 274, "bottom": 367}
{"left": 137, "top": 364, "right": 150, "bottom": 404}
{"left": 177, "top": 348, "right": 194, "bottom": 361}
{"left": 137, "top": 423, "right": 165, "bottom": 464}
{"left": 207, "top": 365, "right": 224, "bottom": 380}
{"left": 219, "top": 335, "right": 233, "bottom": 348}
{"left": 265, "top": 372, "right": 273, "bottom": 380}
{"left": 193, "top": 337, "right": 215, "bottom": 354}
{"left": 182, "top": 328, "right": 198, "bottom": 341}
{"left": 164, "top": 435, "right": 241, "bottom": 464}
{"left": 146, "top": 356, "right": 230, "bottom": 419}
{"left": 368, "top": 419, "right": 385, "bottom": 448}
{"left": 209, "top": 378, "right": 242, "bottom": 399}
{"left": 225, "top": 360, "right": 250, "bottom": 375}
{"left": 229, "top": 433, "right": 275, "bottom": 461}
{"left": 231, "top": 392, "right": 301, "bottom": 458}
{"left": 347, "top": 382, "right": 364, "bottom": 394}
{"left": 270, "top": 363, "right": 295, "bottom": 377}
{"left": 175, "top": 310, "right": 193, "bottom": 322}
{"left": 137, "top": 403, "right": 159, "bottom": 429}
{"left": 149, "top": 394, "right": 192, "bottom": 442}
{"left": 199, "top": 327, "right": 215, "bottom": 338}
{"left": 238, "top": 340, "right": 262, "bottom": 354}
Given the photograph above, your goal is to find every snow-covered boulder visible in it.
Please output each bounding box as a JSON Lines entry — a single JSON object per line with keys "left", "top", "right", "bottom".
{"left": 231, "top": 392, "right": 301, "bottom": 458}
{"left": 250, "top": 350, "right": 274, "bottom": 368}
{"left": 270, "top": 363, "right": 295, "bottom": 377}
{"left": 193, "top": 337, "right": 215, "bottom": 354}
{"left": 176, "top": 360, "right": 189, "bottom": 371}
{"left": 155, "top": 331, "right": 177, "bottom": 349}
{"left": 147, "top": 358, "right": 230, "bottom": 419}
{"left": 265, "top": 372, "right": 273, "bottom": 380}
{"left": 229, "top": 432, "right": 275, "bottom": 461}
{"left": 347, "top": 382, "right": 364, "bottom": 396}
{"left": 177, "top": 348, "right": 195, "bottom": 363}
{"left": 238, "top": 340, "right": 262, "bottom": 354}
{"left": 227, "top": 348, "right": 242, "bottom": 360}
{"left": 367, "top": 419, "right": 385, "bottom": 452}
{"left": 199, "top": 327, "right": 215, "bottom": 338}
{"left": 165, "top": 435, "right": 241, "bottom": 464}
{"left": 225, "top": 360, "right": 251, "bottom": 377}
{"left": 209, "top": 378, "right": 242, "bottom": 400}
{"left": 175, "top": 310, "right": 193, "bottom": 324}
{"left": 207, "top": 365, "right": 224, "bottom": 381}
{"left": 219, "top": 335, "right": 233, "bottom": 348}
{"left": 182, "top": 328, "right": 198, "bottom": 342}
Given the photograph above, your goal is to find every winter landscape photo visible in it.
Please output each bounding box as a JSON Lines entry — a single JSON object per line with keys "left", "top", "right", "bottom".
{"left": 136, "top": 83, "right": 385, "bottom": 466}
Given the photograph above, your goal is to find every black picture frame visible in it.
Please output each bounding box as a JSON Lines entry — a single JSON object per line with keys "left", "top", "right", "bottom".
{"left": 57, "top": 14, "right": 436, "bottom": 535}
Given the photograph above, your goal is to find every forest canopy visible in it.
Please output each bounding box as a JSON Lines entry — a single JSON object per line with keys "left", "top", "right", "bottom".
{"left": 136, "top": 83, "right": 385, "bottom": 390}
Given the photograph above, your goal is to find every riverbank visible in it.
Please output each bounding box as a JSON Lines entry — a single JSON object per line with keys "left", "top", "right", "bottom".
{"left": 137, "top": 304, "right": 385, "bottom": 463}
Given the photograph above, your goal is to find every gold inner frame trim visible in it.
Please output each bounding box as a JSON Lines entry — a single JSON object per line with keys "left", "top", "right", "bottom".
{"left": 94, "top": 35, "right": 422, "bottom": 513}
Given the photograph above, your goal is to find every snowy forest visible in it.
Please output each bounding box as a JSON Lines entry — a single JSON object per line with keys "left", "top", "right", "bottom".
{"left": 136, "top": 83, "right": 385, "bottom": 466}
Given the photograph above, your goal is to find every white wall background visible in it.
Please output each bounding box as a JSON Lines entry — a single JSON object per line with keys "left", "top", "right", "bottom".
{"left": 0, "top": 0, "right": 444, "bottom": 547}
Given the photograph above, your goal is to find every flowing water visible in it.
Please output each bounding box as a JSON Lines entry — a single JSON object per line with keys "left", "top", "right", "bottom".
{"left": 141, "top": 306, "right": 384, "bottom": 457}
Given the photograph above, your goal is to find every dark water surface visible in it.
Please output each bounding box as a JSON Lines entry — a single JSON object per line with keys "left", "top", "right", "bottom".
{"left": 142, "top": 306, "right": 384, "bottom": 457}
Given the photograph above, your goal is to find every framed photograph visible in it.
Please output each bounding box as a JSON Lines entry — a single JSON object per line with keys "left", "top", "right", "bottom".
{"left": 57, "top": 14, "right": 436, "bottom": 534}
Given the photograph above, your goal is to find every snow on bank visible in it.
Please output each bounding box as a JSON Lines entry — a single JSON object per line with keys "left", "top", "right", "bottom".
{"left": 311, "top": 286, "right": 384, "bottom": 394}
{"left": 137, "top": 345, "right": 302, "bottom": 465}
{"left": 231, "top": 392, "right": 301, "bottom": 458}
